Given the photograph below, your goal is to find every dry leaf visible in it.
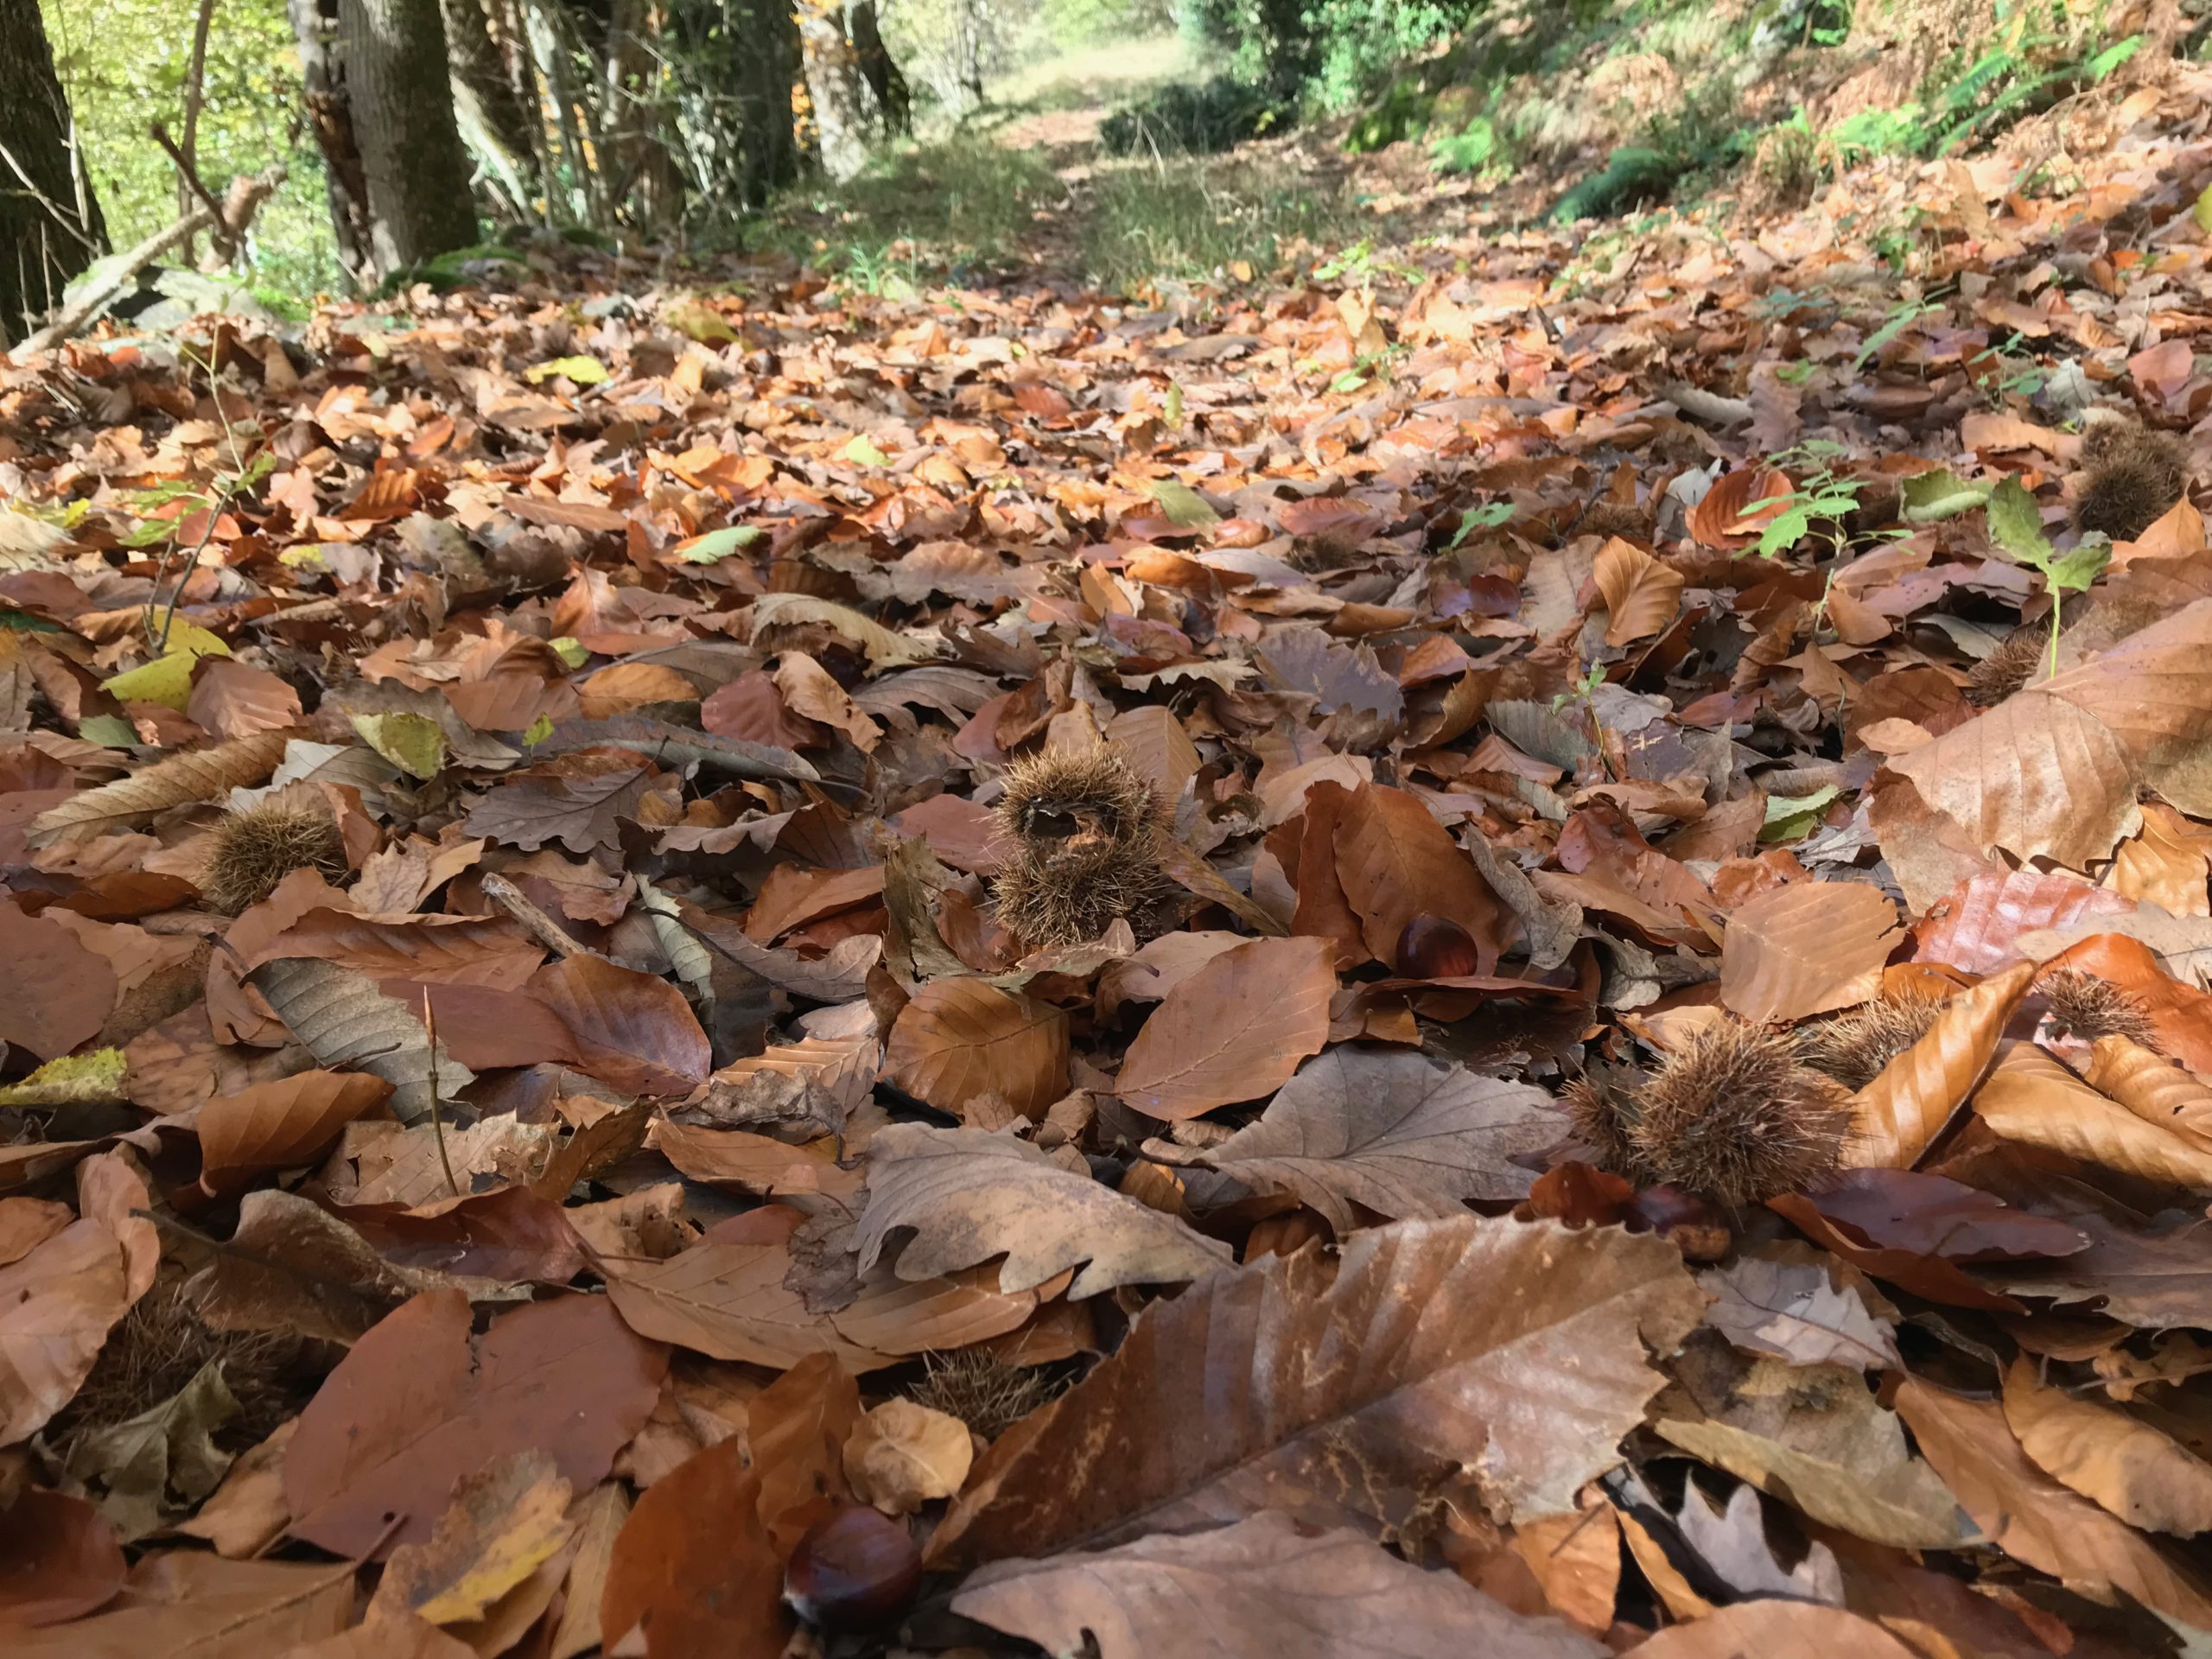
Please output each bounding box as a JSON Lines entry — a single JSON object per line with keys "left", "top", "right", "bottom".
{"left": 2001, "top": 1357, "right": 2212, "bottom": 1536}
{"left": 1845, "top": 960, "right": 2037, "bottom": 1168}
{"left": 195, "top": 1070, "right": 393, "bottom": 1195}
{"left": 1720, "top": 880, "right": 1900, "bottom": 1023}
{"left": 883, "top": 978, "right": 1069, "bottom": 1121}
{"left": 1974, "top": 1041, "right": 2212, "bottom": 1189}
{"left": 2111, "top": 804, "right": 2211, "bottom": 916}
{"left": 598, "top": 1436, "right": 789, "bottom": 1656}
{"left": 0, "top": 1487, "right": 125, "bottom": 1627}
{"left": 1696, "top": 1252, "right": 1898, "bottom": 1371}
{"left": 855, "top": 1123, "right": 1234, "bottom": 1298}
{"left": 1896, "top": 1377, "right": 2212, "bottom": 1626}
{"left": 843, "top": 1398, "right": 974, "bottom": 1515}
{"left": 1185, "top": 1046, "right": 1556, "bottom": 1230}
{"left": 1114, "top": 935, "right": 1335, "bottom": 1119}
{"left": 283, "top": 1289, "right": 665, "bottom": 1555}
{"left": 6, "top": 1553, "right": 355, "bottom": 1657}
{"left": 248, "top": 957, "right": 474, "bottom": 1126}
{"left": 367, "top": 1449, "right": 575, "bottom": 1624}
{"left": 2086, "top": 1034, "right": 2212, "bottom": 1150}
{"left": 0, "top": 1219, "right": 131, "bottom": 1446}
{"left": 926, "top": 1216, "right": 1704, "bottom": 1568}
{"left": 1625, "top": 1601, "right": 1923, "bottom": 1658}
{"left": 1333, "top": 784, "right": 1509, "bottom": 969}
{"left": 28, "top": 730, "right": 291, "bottom": 846}
{"left": 1593, "top": 537, "right": 1683, "bottom": 646}
{"left": 954, "top": 1511, "right": 1606, "bottom": 1659}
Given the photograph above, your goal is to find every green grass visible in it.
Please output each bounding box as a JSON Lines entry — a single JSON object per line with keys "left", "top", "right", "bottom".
{"left": 1079, "top": 155, "right": 1351, "bottom": 293}
{"left": 746, "top": 137, "right": 1062, "bottom": 278}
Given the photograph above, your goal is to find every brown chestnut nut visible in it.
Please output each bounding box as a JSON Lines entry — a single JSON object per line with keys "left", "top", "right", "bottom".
{"left": 1395, "top": 912, "right": 1480, "bottom": 978}
{"left": 1624, "top": 1183, "right": 1732, "bottom": 1263}
{"left": 783, "top": 1503, "right": 922, "bottom": 1632}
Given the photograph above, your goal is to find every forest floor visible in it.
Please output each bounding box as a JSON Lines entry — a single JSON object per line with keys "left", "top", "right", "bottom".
{"left": 8, "top": 25, "right": 2212, "bottom": 1659}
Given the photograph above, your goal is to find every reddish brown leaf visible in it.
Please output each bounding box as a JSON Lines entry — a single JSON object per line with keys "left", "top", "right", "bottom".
{"left": 600, "top": 1436, "right": 789, "bottom": 1657}
{"left": 0, "top": 903, "right": 118, "bottom": 1059}
{"left": 283, "top": 1289, "right": 666, "bottom": 1555}
{"left": 1592, "top": 537, "right": 1682, "bottom": 646}
{"left": 1687, "top": 467, "right": 1792, "bottom": 550}
{"left": 526, "top": 954, "right": 711, "bottom": 1096}
{"left": 1913, "top": 869, "right": 2137, "bottom": 975}
{"left": 0, "top": 1488, "right": 125, "bottom": 1627}
{"left": 2039, "top": 933, "right": 2212, "bottom": 1075}
{"left": 0, "top": 1219, "right": 131, "bottom": 1446}
{"left": 882, "top": 978, "right": 1068, "bottom": 1121}
{"left": 1114, "top": 935, "right": 1335, "bottom": 1119}
{"left": 1845, "top": 959, "right": 2037, "bottom": 1168}
{"left": 1332, "top": 784, "right": 1508, "bottom": 969}
{"left": 195, "top": 1069, "right": 393, "bottom": 1195}
{"left": 749, "top": 1352, "right": 861, "bottom": 1556}
{"left": 1719, "top": 880, "right": 1899, "bottom": 1023}
{"left": 185, "top": 658, "right": 303, "bottom": 740}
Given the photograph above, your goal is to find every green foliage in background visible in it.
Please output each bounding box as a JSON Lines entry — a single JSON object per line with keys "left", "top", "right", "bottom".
{"left": 41, "top": 0, "right": 339, "bottom": 298}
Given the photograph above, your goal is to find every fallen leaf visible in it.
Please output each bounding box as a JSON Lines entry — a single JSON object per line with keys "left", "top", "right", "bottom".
{"left": 954, "top": 1510, "right": 1607, "bottom": 1659}
{"left": 248, "top": 957, "right": 474, "bottom": 1126}
{"left": 1114, "top": 935, "right": 1335, "bottom": 1119}
{"left": 2002, "top": 1357, "right": 2212, "bottom": 1536}
{"left": 526, "top": 954, "right": 711, "bottom": 1096}
{"left": 855, "top": 1124, "right": 1235, "bottom": 1299}
{"left": 926, "top": 1216, "right": 1704, "bottom": 1568}
{"left": 843, "top": 1398, "right": 974, "bottom": 1515}
{"left": 1974, "top": 1040, "right": 2212, "bottom": 1188}
{"left": 64, "top": 1358, "right": 238, "bottom": 1541}
{"left": 0, "top": 1487, "right": 125, "bottom": 1627}
{"left": 882, "top": 978, "right": 1069, "bottom": 1121}
{"left": 27, "top": 730, "right": 291, "bottom": 846}
{"left": 598, "top": 1436, "right": 789, "bottom": 1656}
{"left": 1696, "top": 1251, "right": 1900, "bottom": 1371}
{"left": 0, "top": 1218, "right": 131, "bottom": 1446}
{"left": 1845, "top": 960, "right": 2037, "bottom": 1168}
{"left": 195, "top": 1070, "right": 393, "bottom": 1195}
{"left": 367, "top": 1449, "right": 575, "bottom": 1625}
{"left": 2086, "top": 1034, "right": 2212, "bottom": 1150}
{"left": 1624, "top": 1601, "right": 1924, "bottom": 1658}
{"left": 1333, "top": 784, "right": 1509, "bottom": 970}
{"left": 0, "top": 903, "right": 118, "bottom": 1060}
{"left": 749, "top": 1352, "right": 861, "bottom": 1553}
{"left": 6, "top": 1553, "right": 354, "bottom": 1657}
{"left": 1719, "top": 880, "right": 1900, "bottom": 1023}
{"left": 1593, "top": 537, "right": 1683, "bottom": 645}
{"left": 1185, "top": 1046, "right": 1556, "bottom": 1230}
{"left": 283, "top": 1289, "right": 665, "bottom": 1555}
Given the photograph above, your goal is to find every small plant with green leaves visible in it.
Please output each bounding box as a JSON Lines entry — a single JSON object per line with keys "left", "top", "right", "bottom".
{"left": 1744, "top": 442, "right": 1866, "bottom": 561}
{"left": 1446, "top": 500, "right": 1516, "bottom": 550}
{"left": 1904, "top": 469, "right": 2109, "bottom": 680}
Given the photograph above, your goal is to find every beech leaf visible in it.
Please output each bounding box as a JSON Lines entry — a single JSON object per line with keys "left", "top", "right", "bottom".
{"left": 1114, "top": 935, "right": 1335, "bottom": 1119}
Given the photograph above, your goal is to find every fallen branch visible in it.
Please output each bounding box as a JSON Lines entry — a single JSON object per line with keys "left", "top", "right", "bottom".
{"left": 10, "top": 163, "right": 286, "bottom": 359}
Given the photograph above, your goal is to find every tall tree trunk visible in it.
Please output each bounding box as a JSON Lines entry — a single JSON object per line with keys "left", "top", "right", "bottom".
{"left": 798, "top": 0, "right": 879, "bottom": 182}
{"left": 850, "top": 1, "right": 909, "bottom": 137}
{"left": 0, "top": 3, "right": 106, "bottom": 346}
{"left": 289, "top": 0, "right": 374, "bottom": 284}
{"left": 601, "top": 0, "right": 679, "bottom": 232}
{"left": 730, "top": 0, "right": 804, "bottom": 206}
{"left": 442, "top": 0, "right": 541, "bottom": 219}
{"left": 337, "top": 0, "right": 482, "bottom": 273}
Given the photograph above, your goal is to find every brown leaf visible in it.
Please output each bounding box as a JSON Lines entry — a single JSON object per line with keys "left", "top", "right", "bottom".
{"left": 367, "top": 1449, "right": 575, "bottom": 1625}
{"left": 2087, "top": 1034, "right": 2212, "bottom": 1151}
{"left": 0, "top": 903, "right": 118, "bottom": 1060}
{"left": 1686, "top": 467, "right": 1792, "bottom": 550}
{"left": 1184, "top": 1046, "right": 1555, "bottom": 1231}
{"left": 1895, "top": 1377, "right": 2212, "bottom": 1626}
{"left": 844, "top": 1399, "right": 973, "bottom": 1516}
{"left": 1886, "top": 692, "right": 2140, "bottom": 871}
{"left": 2111, "top": 803, "right": 2211, "bottom": 916}
{"left": 1913, "top": 868, "right": 2137, "bottom": 974}
{"left": 1695, "top": 1251, "right": 1899, "bottom": 1371}
{"left": 855, "top": 1124, "right": 1234, "bottom": 1298}
{"left": 283, "top": 1289, "right": 666, "bottom": 1555}
{"left": 0, "top": 1219, "right": 131, "bottom": 1446}
{"left": 249, "top": 908, "right": 545, "bottom": 988}
{"left": 2044, "top": 594, "right": 2212, "bottom": 814}
{"left": 27, "top": 729, "right": 290, "bottom": 846}
{"left": 1114, "top": 935, "right": 1334, "bottom": 1119}
{"left": 6, "top": 1553, "right": 355, "bottom": 1657}
{"left": 606, "top": 1234, "right": 1040, "bottom": 1370}
{"left": 750, "top": 1352, "right": 861, "bottom": 1554}
{"left": 700, "top": 670, "right": 824, "bottom": 751}
{"left": 599, "top": 1436, "right": 789, "bottom": 1656}
{"left": 2040, "top": 932, "right": 2212, "bottom": 1076}
{"left": 2002, "top": 1357, "right": 2212, "bottom": 1536}
{"left": 175, "top": 1419, "right": 295, "bottom": 1559}
{"left": 248, "top": 957, "right": 475, "bottom": 1126}
{"left": 547, "top": 1482, "right": 629, "bottom": 1659}
{"left": 185, "top": 659, "right": 303, "bottom": 740}
{"left": 652, "top": 1120, "right": 862, "bottom": 1201}
{"left": 882, "top": 978, "right": 1069, "bottom": 1121}
{"left": 1974, "top": 1040, "right": 2212, "bottom": 1188}
{"left": 1719, "top": 880, "right": 1899, "bottom": 1023}
{"left": 925, "top": 1216, "right": 1704, "bottom": 1569}
{"left": 0, "top": 1197, "right": 72, "bottom": 1267}
{"left": 1593, "top": 537, "right": 1683, "bottom": 646}
{"left": 1844, "top": 959, "right": 2036, "bottom": 1168}
{"left": 774, "top": 652, "right": 880, "bottom": 752}
{"left": 526, "top": 954, "right": 711, "bottom": 1096}
{"left": 954, "top": 1511, "right": 1607, "bottom": 1659}
{"left": 460, "top": 753, "right": 656, "bottom": 854}
{"left": 1333, "top": 784, "right": 1509, "bottom": 969}
{"left": 1624, "top": 1602, "right": 1923, "bottom": 1658}
{"left": 0, "top": 1487, "right": 125, "bottom": 1627}
{"left": 195, "top": 1070, "right": 392, "bottom": 1196}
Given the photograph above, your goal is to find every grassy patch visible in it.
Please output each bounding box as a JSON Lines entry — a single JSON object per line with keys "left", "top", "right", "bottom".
{"left": 747, "top": 137, "right": 1062, "bottom": 279}
{"left": 1079, "top": 155, "right": 1352, "bottom": 292}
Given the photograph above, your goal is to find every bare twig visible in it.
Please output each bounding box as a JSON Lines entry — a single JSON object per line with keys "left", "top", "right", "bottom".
{"left": 422, "top": 990, "right": 462, "bottom": 1199}
{"left": 11, "top": 164, "right": 285, "bottom": 359}
{"left": 151, "top": 124, "right": 235, "bottom": 256}
{"left": 481, "top": 872, "right": 594, "bottom": 959}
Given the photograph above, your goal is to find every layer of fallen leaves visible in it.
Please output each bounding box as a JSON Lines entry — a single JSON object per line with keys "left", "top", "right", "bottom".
{"left": 5, "top": 51, "right": 2212, "bottom": 1658}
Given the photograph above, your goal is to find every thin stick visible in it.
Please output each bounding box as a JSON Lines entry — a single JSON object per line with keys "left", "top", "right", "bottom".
{"left": 422, "top": 989, "right": 462, "bottom": 1199}
{"left": 481, "top": 872, "right": 593, "bottom": 958}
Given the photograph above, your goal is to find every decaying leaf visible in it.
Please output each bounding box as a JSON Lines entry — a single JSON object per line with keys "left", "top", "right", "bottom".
{"left": 247, "top": 957, "right": 474, "bottom": 1126}
{"left": 1114, "top": 935, "right": 1335, "bottom": 1119}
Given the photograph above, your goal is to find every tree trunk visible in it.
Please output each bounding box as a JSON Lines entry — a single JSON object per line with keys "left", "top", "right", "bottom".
{"left": 441, "top": 0, "right": 541, "bottom": 219}
{"left": 601, "top": 0, "right": 679, "bottom": 232}
{"left": 289, "top": 0, "right": 374, "bottom": 283}
{"left": 850, "top": 1, "right": 909, "bottom": 137}
{"left": 336, "top": 0, "right": 482, "bottom": 274}
{"left": 729, "top": 0, "right": 804, "bottom": 206}
{"left": 799, "top": 0, "right": 879, "bottom": 182}
{"left": 0, "top": 3, "right": 106, "bottom": 345}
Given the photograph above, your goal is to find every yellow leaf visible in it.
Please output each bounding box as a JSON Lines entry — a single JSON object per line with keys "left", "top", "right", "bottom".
{"left": 2196, "top": 181, "right": 2212, "bottom": 235}
{"left": 664, "top": 300, "right": 739, "bottom": 343}
{"left": 101, "top": 625, "right": 232, "bottom": 711}
{"left": 524, "top": 354, "right": 608, "bottom": 386}
{"left": 368, "top": 1451, "right": 575, "bottom": 1625}
{"left": 549, "top": 636, "right": 587, "bottom": 668}
{"left": 1147, "top": 478, "right": 1220, "bottom": 529}
{"left": 350, "top": 712, "right": 448, "bottom": 779}
{"left": 842, "top": 434, "right": 893, "bottom": 467}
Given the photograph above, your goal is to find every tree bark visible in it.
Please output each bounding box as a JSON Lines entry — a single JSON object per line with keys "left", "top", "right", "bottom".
{"left": 289, "top": 0, "right": 375, "bottom": 283}
{"left": 0, "top": 3, "right": 106, "bottom": 345}
{"left": 728, "top": 0, "right": 804, "bottom": 206}
{"left": 850, "top": 1, "right": 909, "bottom": 137}
{"left": 336, "top": 0, "right": 482, "bottom": 273}
{"left": 441, "top": 0, "right": 542, "bottom": 218}
{"left": 798, "top": 0, "right": 879, "bottom": 183}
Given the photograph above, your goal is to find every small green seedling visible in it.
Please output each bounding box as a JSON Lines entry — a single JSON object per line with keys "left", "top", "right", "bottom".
{"left": 1904, "top": 468, "right": 2109, "bottom": 679}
